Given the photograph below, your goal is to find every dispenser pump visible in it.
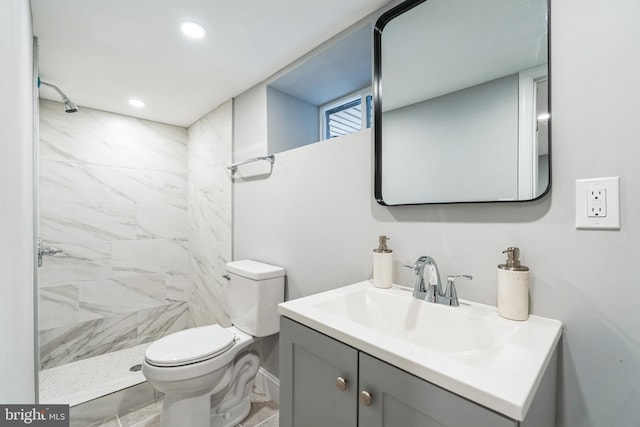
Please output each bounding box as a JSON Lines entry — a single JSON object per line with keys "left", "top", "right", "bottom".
{"left": 497, "top": 246, "right": 530, "bottom": 321}
{"left": 372, "top": 235, "right": 393, "bottom": 288}
{"left": 374, "top": 235, "right": 392, "bottom": 253}
{"left": 499, "top": 247, "right": 529, "bottom": 271}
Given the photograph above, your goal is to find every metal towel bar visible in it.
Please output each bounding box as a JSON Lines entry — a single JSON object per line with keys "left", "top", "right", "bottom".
{"left": 226, "top": 155, "right": 275, "bottom": 175}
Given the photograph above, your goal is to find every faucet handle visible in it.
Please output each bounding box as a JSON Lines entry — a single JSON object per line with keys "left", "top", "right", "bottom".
{"left": 447, "top": 274, "right": 473, "bottom": 282}
{"left": 404, "top": 256, "right": 427, "bottom": 275}
{"left": 443, "top": 275, "right": 472, "bottom": 307}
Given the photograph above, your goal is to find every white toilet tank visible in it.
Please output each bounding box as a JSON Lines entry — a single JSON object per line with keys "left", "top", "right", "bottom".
{"left": 226, "top": 260, "right": 285, "bottom": 337}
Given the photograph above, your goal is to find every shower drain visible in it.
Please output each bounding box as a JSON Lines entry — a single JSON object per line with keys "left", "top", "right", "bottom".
{"left": 129, "top": 364, "right": 143, "bottom": 372}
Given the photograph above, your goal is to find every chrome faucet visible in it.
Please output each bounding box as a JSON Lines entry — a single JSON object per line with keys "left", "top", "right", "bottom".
{"left": 441, "top": 275, "right": 473, "bottom": 307}
{"left": 406, "top": 256, "right": 442, "bottom": 302}
{"left": 406, "top": 256, "right": 472, "bottom": 306}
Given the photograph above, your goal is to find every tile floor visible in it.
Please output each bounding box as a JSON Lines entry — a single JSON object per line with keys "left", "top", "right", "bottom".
{"left": 87, "top": 391, "right": 279, "bottom": 427}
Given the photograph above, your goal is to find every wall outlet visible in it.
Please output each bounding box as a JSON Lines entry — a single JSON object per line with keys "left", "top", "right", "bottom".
{"left": 587, "top": 189, "right": 606, "bottom": 217}
{"left": 576, "top": 177, "right": 620, "bottom": 230}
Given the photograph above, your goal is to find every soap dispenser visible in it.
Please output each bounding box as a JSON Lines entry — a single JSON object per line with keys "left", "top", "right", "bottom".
{"left": 497, "top": 247, "right": 530, "bottom": 321}
{"left": 373, "top": 236, "right": 393, "bottom": 288}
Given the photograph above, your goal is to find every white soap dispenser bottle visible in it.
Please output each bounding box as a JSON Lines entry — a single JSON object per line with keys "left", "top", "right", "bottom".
{"left": 373, "top": 236, "right": 393, "bottom": 288}
{"left": 497, "top": 247, "right": 530, "bottom": 321}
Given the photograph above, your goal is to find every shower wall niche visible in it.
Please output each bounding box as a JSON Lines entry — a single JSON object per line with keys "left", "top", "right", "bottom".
{"left": 38, "top": 99, "right": 191, "bottom": 369}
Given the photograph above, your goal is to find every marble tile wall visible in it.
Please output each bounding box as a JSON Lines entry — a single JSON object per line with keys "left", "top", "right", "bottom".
{"left": 38, "top": 99, "right": 191, "bottom": 369}
{"left": 187, "top": 100, "right": 233, "bottom": 327}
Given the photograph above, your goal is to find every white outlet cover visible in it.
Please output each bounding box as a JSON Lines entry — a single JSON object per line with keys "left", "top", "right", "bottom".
{"left": 575, "top": 177, "right": 620, "bottom": 230}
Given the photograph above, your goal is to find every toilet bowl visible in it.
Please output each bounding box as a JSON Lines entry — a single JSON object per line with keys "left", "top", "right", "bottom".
{"left": 142, "top": 260, "right": 285, "bottom": 427}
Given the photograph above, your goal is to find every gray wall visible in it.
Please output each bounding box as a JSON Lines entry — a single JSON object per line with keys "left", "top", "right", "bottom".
{"left": 0, "top": 0, "right": 36, "bottom": 402}
{"left": 267, "top": 86, "right": 319, "bottom": 154}
{"left": 233, "top": 0, "right": 640, "bottom": 425}
{"left": 233, "top": 84, "right": 267, "bottom": 162}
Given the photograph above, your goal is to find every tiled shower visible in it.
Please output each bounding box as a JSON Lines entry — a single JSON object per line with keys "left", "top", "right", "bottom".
{"left": 37, "top": 98, "right": 233, "bottom": 370}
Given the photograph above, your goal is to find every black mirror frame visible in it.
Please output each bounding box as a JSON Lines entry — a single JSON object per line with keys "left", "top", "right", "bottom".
{"left": 373, "top": 0, "right": 552, "bottom": 206}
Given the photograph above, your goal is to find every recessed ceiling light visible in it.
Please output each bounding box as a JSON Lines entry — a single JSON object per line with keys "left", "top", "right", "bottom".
{"left": 180, "top": 21, "right": 206, "bottom": 39}
{"left": 537, "top": 112, "right": 550, "bottom": 121}
{"left": 128, "top": 99, "right": 145, "bottom": 108}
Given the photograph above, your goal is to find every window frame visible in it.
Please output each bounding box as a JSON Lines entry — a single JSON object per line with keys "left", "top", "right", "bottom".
{"left": 319, "top": 88, "right": 372, "bottom": 141}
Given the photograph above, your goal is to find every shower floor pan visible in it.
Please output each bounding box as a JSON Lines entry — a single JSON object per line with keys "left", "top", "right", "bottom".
{"left": 40, "top": 343, "right": 159, "bottom": 426}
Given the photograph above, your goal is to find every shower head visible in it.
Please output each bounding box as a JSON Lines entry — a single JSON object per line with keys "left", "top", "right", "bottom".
{"left": 63, "top": 99, "right": 78, "bottom": 113}
{"left": 38, "top": 78, "right": 79, "bottom": 113}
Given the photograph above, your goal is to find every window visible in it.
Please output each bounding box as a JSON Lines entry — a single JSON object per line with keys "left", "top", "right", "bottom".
{"left": 321, "top": 91, "right": 372, "bottom": 140}
{"left": 264, "top": 23, "right": 374, "bottom": 153}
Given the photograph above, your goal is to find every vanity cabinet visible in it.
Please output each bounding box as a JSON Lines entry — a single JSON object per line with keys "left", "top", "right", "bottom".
{"left": 280, "top": 317, "right": 517, "bottom": 427}
{"left": 279, "top": 316, "right": 358, "bottom": 427}
{"left": 358, "top": 352, "right": 515, "bottom": 427}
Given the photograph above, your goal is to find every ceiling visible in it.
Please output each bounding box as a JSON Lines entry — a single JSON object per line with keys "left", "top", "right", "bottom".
{"left": 31, "top": 0, "right": 392, "bottom": 127}
{"left": 269, "top": 23, "right": 373, "bottom": 107}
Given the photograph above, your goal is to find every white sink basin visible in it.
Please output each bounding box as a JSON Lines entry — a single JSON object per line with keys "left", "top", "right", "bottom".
{"left": 312, "top": 284, "right": 519, "bottom": 355}
{"left": 278, "top": 281, "right": 562, "bottom": 421}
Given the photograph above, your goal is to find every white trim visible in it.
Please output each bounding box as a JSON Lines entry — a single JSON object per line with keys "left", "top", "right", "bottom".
{"left": 319, "top": 86, "right": 372, "bottom": 141}
{"left": 253, "top": 367, "right": 280, "bottom": 405}
{"left": 518, "top": 65, "right": 548, "bottom": 199}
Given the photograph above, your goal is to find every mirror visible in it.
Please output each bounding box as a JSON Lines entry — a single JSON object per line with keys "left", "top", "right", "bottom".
{"left": 373, "top": 0, "right": 550, "bottom": 205}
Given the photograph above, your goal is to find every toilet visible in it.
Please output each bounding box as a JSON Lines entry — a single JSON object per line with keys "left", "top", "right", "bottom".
{"left": 142, "top": 260, "right": 285, "bottom": 427}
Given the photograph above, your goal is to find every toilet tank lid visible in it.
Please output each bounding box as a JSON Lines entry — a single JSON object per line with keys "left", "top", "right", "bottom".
{"left": 226, "top": 260, "right": 285, "bottom": 280}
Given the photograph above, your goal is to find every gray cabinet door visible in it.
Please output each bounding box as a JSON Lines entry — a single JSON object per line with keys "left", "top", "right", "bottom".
{"left": 358, "top": 353, "right": 517, "bottom": 427}
{"left": 280, "top": 317, "right": 358, "bottom": 427}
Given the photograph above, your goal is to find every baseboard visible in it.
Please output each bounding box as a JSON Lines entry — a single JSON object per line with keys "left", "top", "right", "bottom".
{"left": 253, "top": 367, "right": 280, "bottom": 405}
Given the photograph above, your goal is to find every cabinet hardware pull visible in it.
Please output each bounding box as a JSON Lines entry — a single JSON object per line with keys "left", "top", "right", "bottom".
{"left": 360, "top": 390, "right": 373, "bottom": 406}
{"left": 336, "top": 377, "right": 348, "bottom": 391}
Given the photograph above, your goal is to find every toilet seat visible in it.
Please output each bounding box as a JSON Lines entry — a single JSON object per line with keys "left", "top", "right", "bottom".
{"left": 145, "top": 325, "right": 236, "bottom": 367}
